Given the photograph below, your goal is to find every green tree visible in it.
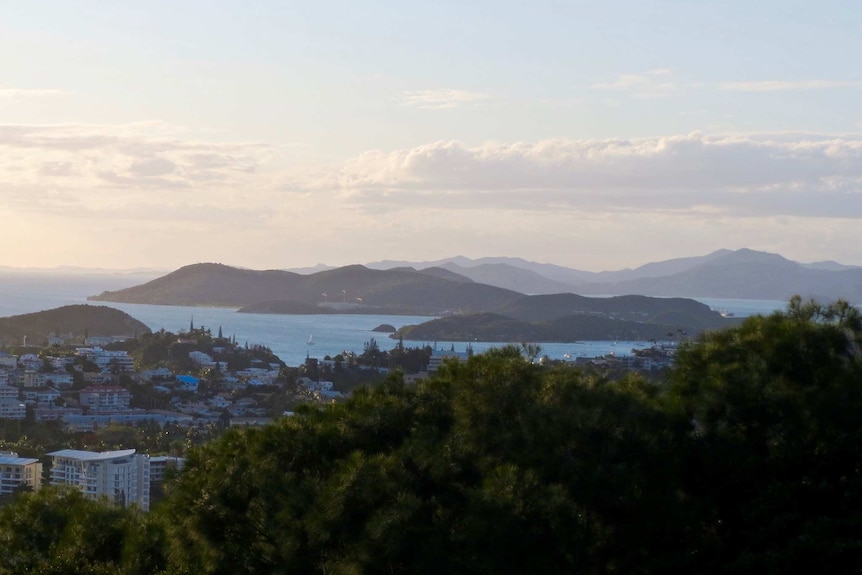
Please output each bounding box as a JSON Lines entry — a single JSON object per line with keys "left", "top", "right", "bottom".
{"left": 667, "top": 306, "right": 862, "bottom": 574}
{"left": 0, "top": 487, "right": 166, "bottom": 575}
{"left": 162, "top": 346, "right": 683, "bottom": 574}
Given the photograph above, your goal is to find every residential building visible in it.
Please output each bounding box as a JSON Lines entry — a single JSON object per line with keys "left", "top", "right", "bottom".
{"left": 0, "top": 397, "right": 26, "bottom": 420}
{"left": 76, "top": 347, "right": 135, "bottom": 373}
{"left": 47, "top": 449, "right": 150, "bottom": 510}
{"left": 427, "top": 349, "right": 470, "bottom": 373}
{"left": 0, "top": 452, "right": 42, "bottom": 494}
{"left": 0, "top": 384, "right": 18, "bottom": 398}
{"left": 21, "top": 387, "right": 61, "bottom": 406}
{"left": 18, "top": 354, "right": 42, "bottom": 371}
{"left": 79, "top": 385, "right": 132, "bottom": 411}
{"left": 0, "top": 354, "right": 17, "bottom": 369}
{"left": 149, "top": 456, "right": 184, "bottom": 484}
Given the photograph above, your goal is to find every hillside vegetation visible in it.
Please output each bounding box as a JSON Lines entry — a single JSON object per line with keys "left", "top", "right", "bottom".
{"left": 2, "top": 299, "right": 861, "bottom": 574}
{"left": 90, "top": 263, "right": 522, "bottom": 315}
{"left": 0, "top": 305, "right": 150, "bottom": 344}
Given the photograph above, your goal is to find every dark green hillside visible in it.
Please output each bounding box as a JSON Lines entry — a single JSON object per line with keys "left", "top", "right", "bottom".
{"left": 0, "top": 304, "right": 150, "bottom": 343}
{"left": 395, "top": 311, "right": 722, "bottom": 342}
{"left": 92, "top": 263, "right": 522, "bottom": 315}
{"left": 495, "top": 293, "right": 731, "bottom": 328}
{"left": 285, "top": 265, "right": 520, "bottom": 313}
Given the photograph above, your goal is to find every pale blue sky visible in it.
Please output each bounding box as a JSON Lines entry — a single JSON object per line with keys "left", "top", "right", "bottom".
{"left": 1, "top": 1, "right": 860, "bottom": 270}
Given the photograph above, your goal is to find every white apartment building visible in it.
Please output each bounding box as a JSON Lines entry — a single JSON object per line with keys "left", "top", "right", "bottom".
{"left": 0, "top": 354, "right": 17, "bottom": 369}
{"left": 0, "top": 452, "right": 42, "bottom": 494}
{"left": 47, "top": 449, "right": 150, "bottom": 511}
{"left": 21, "top": 370, "right": 74, "bottom": 389}
{"left": 78, "top": 385, "right": 132, "bottom": 411}
{"left": 76, "top": 347, "right": 135, "bottom": 373}
{"left": 0, "top": 397, "right": 26, "bottom": 420}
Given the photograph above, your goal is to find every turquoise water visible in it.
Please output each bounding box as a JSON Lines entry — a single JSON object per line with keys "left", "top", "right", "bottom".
{"left": 0, "top": 271, "right": 788, "bottom": 366}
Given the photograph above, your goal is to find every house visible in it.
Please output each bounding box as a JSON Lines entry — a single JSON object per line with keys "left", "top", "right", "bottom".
{"left": 48, "top": 449, "right": 150, "bottom": 510}
{"left": 0, "top": 452, "right": 42, "bottom": 494}
{"left": 208, "top": 395, "right": 232, "bottom": 409}
{"left": 176, "top": 375, "right": 200, "bottom": 392}
{"left": 140, "top": 367, "right": 172, "bottom": 381}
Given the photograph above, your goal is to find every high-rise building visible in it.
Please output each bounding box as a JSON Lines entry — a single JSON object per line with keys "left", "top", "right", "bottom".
{"left": 47, "top": 449, "right": 150, "bottom": 511}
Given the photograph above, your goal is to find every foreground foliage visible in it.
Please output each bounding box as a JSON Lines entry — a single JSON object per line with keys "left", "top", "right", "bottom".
{"left": 1, "top": 300, "right": 860, "bottom": 574}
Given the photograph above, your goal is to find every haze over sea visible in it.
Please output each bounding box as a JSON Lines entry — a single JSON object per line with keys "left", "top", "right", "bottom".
{"left": 0, "top": 271, "right": 786, "bottom": 366}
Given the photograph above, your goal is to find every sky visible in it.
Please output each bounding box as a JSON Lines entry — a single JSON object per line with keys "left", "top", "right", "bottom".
{"left": 1, "top": 0, "right": 860, "bottom": 272}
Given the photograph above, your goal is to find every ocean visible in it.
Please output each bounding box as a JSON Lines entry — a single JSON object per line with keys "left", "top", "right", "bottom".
{"left": 0, "top": 271, "right": 787, "bottom": 366}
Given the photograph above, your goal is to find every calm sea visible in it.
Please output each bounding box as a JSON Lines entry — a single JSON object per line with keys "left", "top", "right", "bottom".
{"left": 0, "top": 271, "right": 787, "bottom": 366}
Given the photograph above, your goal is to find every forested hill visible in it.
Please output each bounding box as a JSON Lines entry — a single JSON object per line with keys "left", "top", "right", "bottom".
{"left": 89, "top": 263, "right": 306, "bottom": 307}
{"left": 89, "top": 262, "right": 523, "bottom": 315}
{"left": 0, "top": 304, "right": 151, "bottom": 343}
{"left": 395, "top": 294, "right": 737, "bottom": 342}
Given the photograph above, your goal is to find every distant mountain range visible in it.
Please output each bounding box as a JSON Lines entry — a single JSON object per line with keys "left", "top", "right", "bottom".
{"left": 360, "top": 249, "right": 862, "bottom": 302}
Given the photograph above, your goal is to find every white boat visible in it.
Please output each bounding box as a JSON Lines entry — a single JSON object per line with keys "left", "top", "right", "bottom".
{"left": 307, "top": 335, "right": 315, "bottom": 345}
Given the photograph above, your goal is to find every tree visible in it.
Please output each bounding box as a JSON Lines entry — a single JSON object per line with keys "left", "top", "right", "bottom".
{"left": 162, "top": 345, "right": 684, "bottom": 574}
{"left": 0, "top": 487, "right": 166, "bottom": 575}
{"left": 667, "top": 306, "right": 862, "bottom": 573}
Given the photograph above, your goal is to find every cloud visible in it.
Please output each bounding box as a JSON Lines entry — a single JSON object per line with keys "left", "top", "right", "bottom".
{"left": 401, "top": 89, "right": 490, "bottom": 109}
{"left": 592, "top": 69, "right": 676, "bottom": 98}
{"left": 294, "top": 133, "right": 862, "bottom": 219}
{"left": 4, "top": 124, "right": 862, "bottom": 270}
{"left": 0, "top": 122, "right": 273, "bottom": 225}
{"left": 719, "top": 80, "right": 862, "bottom": 92}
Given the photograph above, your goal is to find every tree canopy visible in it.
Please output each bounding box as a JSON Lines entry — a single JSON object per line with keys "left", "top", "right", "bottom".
{"left": 1, "top": 300, "right": 861, "bottom": 574}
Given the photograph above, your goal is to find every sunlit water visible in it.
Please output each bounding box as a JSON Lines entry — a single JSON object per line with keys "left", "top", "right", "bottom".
{"left": 0, "top": 271, "right": 789, "bottom": 366}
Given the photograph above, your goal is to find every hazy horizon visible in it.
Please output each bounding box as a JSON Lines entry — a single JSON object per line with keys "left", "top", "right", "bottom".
{"left": 2, "top": 1, "right": 860, "bottom": 270}
{"left": 0, "top": 246, "right": 859, "bottom": 277}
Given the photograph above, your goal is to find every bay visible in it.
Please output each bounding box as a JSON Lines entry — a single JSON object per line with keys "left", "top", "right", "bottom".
{"left": 0, "top": 271, "right": 788, "bottom": 366}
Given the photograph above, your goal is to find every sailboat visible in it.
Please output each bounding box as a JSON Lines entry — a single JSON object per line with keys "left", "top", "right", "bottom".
{"left": 307, "top": 335, "right": 315, "bottom": 346}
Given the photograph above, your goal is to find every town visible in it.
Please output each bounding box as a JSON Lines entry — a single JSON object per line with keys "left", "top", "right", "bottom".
{"left": 0, "top": 317, "right": 679, "bottom": 510}
{"left": 0, "top": 321, "right": 440, "bottom": 507}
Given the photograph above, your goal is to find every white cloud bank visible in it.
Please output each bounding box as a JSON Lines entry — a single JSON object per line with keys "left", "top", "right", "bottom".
{"left": 2, "top": 125, "right": 861, "bottom": 269}
{"left": 304, "top": 132, "right": 862, "bottom": 219}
